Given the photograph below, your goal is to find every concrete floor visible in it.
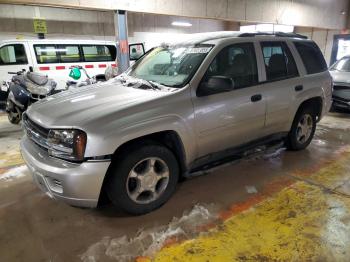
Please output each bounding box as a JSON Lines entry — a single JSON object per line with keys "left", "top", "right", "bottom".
{"left": 0, "top": 111, "right": 350, "bottom": 261}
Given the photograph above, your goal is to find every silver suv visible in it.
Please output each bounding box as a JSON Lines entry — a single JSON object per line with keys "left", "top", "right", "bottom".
{"left": 20, "top": 32, "right": 332, "bottom": 214}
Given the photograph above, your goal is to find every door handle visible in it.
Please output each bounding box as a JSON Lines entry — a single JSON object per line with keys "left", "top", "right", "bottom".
{"left": 251, "top": 94, "right": 262, "bottom": 102}
{"left": 295, "top": 85, "right": 303, "bottom": 92}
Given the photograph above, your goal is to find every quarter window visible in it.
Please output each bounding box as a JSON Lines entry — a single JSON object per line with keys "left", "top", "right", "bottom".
{"left": 81, "top": 45, "right": 116, "bottom": 62}
{"left": 294, "top": 41, "right": 327, "bottom": 74}
{"left": 261, "top": 41, "right": 298, "bottom": 81}
{"left": 203, "top": 42, "right": 258, "bottom": 89}
{"left": 0, "top": 44, "right": 27, "bottom": 65}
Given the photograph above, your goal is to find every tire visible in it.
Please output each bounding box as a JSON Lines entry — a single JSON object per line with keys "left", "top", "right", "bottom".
{"left": 106, "top": 143, "right": 179, "bottom": 215}
{"left": 286, "top": 106, "right": 316, "bottom": 151}
{"left": 6, "top": 100, "right": 21, "bottom": 125}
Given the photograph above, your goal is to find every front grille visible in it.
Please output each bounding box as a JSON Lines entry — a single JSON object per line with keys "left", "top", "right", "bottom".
{"left": 333, "top": 85, "right": 350, "bottom": 90}
{"left": 31, "top": 94, "right": 47, "bottom": 100}
{"left": 23, "top": 114, "right": 50, "bottom": 150}
{"left": 333, "top": 94, "right": 350, "bottom": 103}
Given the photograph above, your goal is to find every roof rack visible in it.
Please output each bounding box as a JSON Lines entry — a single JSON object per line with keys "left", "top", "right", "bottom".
{"left": 238, "top": 32, "right": 308, "bottom": 39}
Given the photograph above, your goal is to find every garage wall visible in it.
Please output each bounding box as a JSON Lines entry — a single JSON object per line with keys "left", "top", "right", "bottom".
{"left": 0, "top": 4, "right": 115, "bottom": 41}
{"left": 0, "top": 4, "right": 237, "bottom": 47}
{"left": 128, "top": 12, "right": 239, "bottom": 50}
{"left": 2, "top": 0, "right": 349, "bottom": 30}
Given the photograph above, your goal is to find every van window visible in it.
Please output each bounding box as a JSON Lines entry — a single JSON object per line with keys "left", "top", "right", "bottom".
{"left": 57, "top": 45, "right": 81, "bottom": 63}
{"left": 82, "top": 45, "right": 116, "bottom": 62}
{"left": 294, "top": 41, "right": 327, "bottom": 74}
{"left": 261, "top": 41, "right": 298, "bottom": 81}
{"left": 0, "top": 44, "right": 27, "bottom": 65}
{"left": 34, "top": 45, "right": 59, "bottom": 64}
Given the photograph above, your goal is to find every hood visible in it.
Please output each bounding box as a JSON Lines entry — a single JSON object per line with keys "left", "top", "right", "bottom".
{"left": 330, "top": 70, "right": 350, "bottom": 85}
{"left": 26, "top": 81, "right": 169, "bottom": 128}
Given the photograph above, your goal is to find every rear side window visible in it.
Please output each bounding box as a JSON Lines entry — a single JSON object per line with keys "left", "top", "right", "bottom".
{"left": 57, "top": 45, "right": 81, "bottom": 63}
{"left": 0, "top": 44, "right": 27, "bottom": 65}
{"left": 82, "top": 45, "right": 116, "bottom": 62}
{"left": 294, "top": 41, "right": 327, "bottom": 74}
{"left": 261, "top": 41, "right": 299, "bottom": 81}
{"left": 34, "top": 45, "right": 59, "bottom": 64}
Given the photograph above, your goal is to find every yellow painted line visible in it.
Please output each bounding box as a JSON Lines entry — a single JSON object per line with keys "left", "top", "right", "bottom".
{"left": 149, "top": 148, "right": 350, "bottom": 261}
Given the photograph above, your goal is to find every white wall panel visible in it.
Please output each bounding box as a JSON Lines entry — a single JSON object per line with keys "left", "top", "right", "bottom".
{"left": 1, "top": 0, "right": 348, "bottom": 29}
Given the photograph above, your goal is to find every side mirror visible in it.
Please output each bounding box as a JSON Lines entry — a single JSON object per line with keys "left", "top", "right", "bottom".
{"left": 129, "top": 43, "right": 145, "bottom": 61}
{"left": 197, "top": 76, "right": 234, "bottom": 97}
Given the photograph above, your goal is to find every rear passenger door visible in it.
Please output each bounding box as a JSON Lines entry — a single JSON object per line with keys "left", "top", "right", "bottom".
{"left": 258, "top": 41, "right": 301, "bottom": 134}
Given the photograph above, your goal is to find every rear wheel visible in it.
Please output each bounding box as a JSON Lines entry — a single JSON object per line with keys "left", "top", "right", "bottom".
{"left": 286, "top": 107, "right": 316, "bottom": 151}
{"left": 106, "top": 143, "right": 179, "bottom": 215}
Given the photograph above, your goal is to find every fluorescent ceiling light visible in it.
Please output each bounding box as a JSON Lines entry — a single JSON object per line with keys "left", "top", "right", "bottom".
{"left": 240, "top": 23, "right": 294, "bottom": 33}
{"left": 172, "top": 21, "right": 192, "bottom": 27}
{"left": 256, "top": 23, "right": 273, "bottom": 32}
{"left": 274, "top": 24, "right": 294, "bottom": 33}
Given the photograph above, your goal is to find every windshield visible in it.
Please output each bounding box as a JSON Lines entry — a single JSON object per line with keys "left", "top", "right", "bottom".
{"left": 330, "top": 57, "right": 350, "bottom": 72}
{"left": 126, "top": 45, "right": 212, "bottom": 88}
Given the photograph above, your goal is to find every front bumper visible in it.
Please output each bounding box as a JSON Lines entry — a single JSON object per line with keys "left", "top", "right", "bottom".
{"left": 20, "top": 136, "right": 110, "bottom": 208}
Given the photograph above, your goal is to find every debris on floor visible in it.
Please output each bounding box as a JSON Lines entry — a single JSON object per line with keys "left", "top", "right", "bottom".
{"left": 80, "top": 204, "right": 218, "bottom": 262}
{"left": 0, "top": 165, "right": 28, "bottom": 181}
{"left": 245, "top": 185, "right": 258, "bottom": 194}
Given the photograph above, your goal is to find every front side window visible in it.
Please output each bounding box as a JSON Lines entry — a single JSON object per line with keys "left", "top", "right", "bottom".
{"left": 261, "top": 41, "right": 298, "bottom": 81}
{"left": 82, "top": 45, "right": 116, "bottom": 62}
{"left": 202, "top": 42, "right": 258, "bottom": 89}
{"left": 127, "top": 45, "right": 212, "bottom": 87}
{"left": 0, "top": 44, "right": 27, "bottom": 65}
{"left": 34, "top": 45, "right": 59, "bottom": 64}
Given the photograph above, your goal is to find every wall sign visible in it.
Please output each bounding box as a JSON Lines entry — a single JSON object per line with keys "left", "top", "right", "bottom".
{"left": 33, "top": 18, "right": 47, "bottom": 34}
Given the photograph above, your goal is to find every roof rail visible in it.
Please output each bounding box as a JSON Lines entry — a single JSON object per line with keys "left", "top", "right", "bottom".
{"left": 239, "top": 32, "right": 308, "bottom": 39}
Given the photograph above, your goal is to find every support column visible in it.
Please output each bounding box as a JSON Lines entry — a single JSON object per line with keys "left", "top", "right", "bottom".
{"left": 114, "top": 10, "right": 129, "bottom": 73}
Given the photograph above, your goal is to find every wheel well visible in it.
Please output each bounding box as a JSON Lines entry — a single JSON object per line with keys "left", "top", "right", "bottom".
{"left": 98, "top": 131, "right": 187, "bottom": 206}
{"left": 297, "top": 97, "right": 323, "bottom": 121}
{"left": 111, "top": 131, "right": 186, "bottom": 172}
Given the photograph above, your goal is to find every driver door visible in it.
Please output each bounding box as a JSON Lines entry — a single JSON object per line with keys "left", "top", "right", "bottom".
{"left": 192, "top": 42, "right": 266, "bottom": 158}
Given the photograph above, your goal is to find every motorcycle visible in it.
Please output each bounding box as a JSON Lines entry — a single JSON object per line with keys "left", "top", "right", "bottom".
{"left": 6, "top": 69, "right": 59, "bottom": 124}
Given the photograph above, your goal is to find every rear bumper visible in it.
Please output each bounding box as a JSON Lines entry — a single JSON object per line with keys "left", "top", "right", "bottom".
{"left": 20, "top": 136, "right": 110, "bottom": 208}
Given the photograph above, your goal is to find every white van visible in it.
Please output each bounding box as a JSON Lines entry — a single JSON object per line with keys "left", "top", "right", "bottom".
{"left": 0, "top": 39, "right": 145, "bottom": 92}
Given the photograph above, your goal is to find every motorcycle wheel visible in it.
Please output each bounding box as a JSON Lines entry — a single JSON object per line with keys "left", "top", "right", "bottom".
{"left": 7, "top": 100, "right": 22, "bottom": 124}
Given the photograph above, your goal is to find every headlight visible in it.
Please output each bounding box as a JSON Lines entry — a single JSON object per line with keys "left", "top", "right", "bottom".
{"left": 47, "top": 129, "right": 87, "bottom": 162}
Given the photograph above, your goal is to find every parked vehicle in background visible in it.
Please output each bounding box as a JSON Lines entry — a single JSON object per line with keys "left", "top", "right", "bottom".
{"left": 0, "top": 39, "right": 145, "bottom": 92}
{"left": 6, "top": 70, "right": 59, "bottom": 124}
{"left": 329, "top": 56, "right": 350, "bottom": 110}
{"left": 20, "top": 32, "right": 332, "bottom": 215}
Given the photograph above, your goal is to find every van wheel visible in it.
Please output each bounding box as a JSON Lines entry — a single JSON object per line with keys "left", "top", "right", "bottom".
{"left": 106, "top": 143, "right": 179, "bottom": 215}
{"left": 286, "top": 106, "right": 316, "bottom": 151}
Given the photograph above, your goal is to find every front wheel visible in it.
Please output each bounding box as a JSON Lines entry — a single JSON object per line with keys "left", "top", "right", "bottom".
{"left": 286, "top": 107, "right": 316, "bottom": 151}
{"left": 6, "top": 100, "right": 21, "bottom": 124}
{"left": 106, "top": 143, "right": 179, "bottom": 215}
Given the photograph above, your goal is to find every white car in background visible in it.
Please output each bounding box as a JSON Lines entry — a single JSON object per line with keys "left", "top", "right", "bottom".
{"left": 0, "top": 39, "right": 145, "bottom": 91}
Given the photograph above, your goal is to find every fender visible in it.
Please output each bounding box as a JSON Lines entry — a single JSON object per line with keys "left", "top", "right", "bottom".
{"left": 85, "top": 114, "right": 197, "bottom": 167}
{"left": 8, "top": 83, "right": 31, "bottom": 109}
